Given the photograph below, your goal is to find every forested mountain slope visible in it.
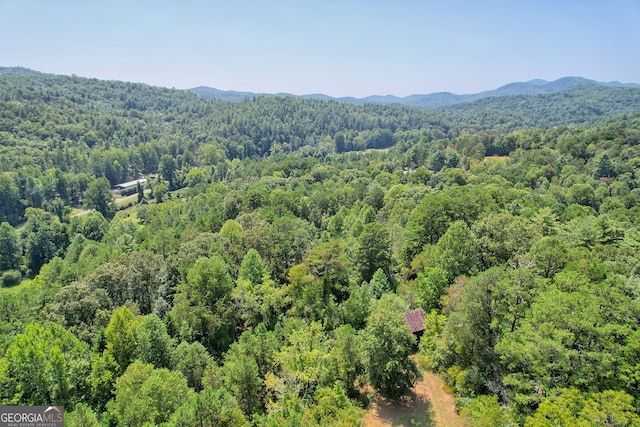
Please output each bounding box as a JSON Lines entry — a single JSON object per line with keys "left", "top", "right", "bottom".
{"left": 1, "top": 71, "right": 640, "bottom": 426}
{"left": 191, "top": 76, "right": 640, "bottom": 109}
{"left": 441, "top": 84, "right": 640, "bottom": 131}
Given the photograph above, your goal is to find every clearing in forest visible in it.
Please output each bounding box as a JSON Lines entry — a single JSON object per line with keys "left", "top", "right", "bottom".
{"left": 363, "top": 370, "right": 463, "bottom": 427}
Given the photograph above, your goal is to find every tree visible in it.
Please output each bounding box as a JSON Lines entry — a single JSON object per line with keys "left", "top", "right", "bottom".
{"left": 233, "top": 273, "right": 285, "bottom": 329}
{"left": 108, "top": 361, "right": 193, "bottom": 427}
{"left": 273, "top": 320, "right": 330, "bottom": 401}
{"left": 173, "top": 341, "right": 211, "bottom": 391}
{"left": 153, "top": 180, "right": 168, "bottom": 203}
{"left": 431, "top": 220, "right": 479, "bottom": 281}
{"left": 223, "top": 352, "right": 262, "bottom": 416}
{"left": 306, "top": 240, "right": 351, "bottom": 302}
{"left": 527, "top": 236, "right": 568, "bottom": 278}
{"left": 441, "top": 267, "right": 529, "bottom": 396}
{"left": 595, "top": 153, "right": 615, "bottom": 178}
{"left": 415, "top": 267, "right": 449, "bottom": 312}
{"left": 22, "top": 208, "right": 69, "bottom": 275}
{"left": 136, "top": 180, "right": 144, "bottom": 203}
{"left": 0, "top": 173, "right": 21, "bottom": 224}
{"left": 265, "top": 215, "right": 314, "bottom": 283}
{"left": 1, "top": 322, "right": 91, "bottom": 407}
{"left": 355, "top": 221, "right": 392, "bottom": 283}
{"left": 238, "top": 248, "right": 268, "bottom": 286}
{"left": 65, "top": 403, "right": 100, "bottom": 427}
{"left": 72, "top": 211, "right": 109, "bottom": 241}
{"left": 0, "top": 222, "right": 21, "bottom": 272}
{"left": 171, "top": 256, "right": 236, "bottom": 355}
{"left": 322, "top": 325, "right": 364, "bottom": 397}
{"left": 363, "top": 294, "right": 419, "bottom": 400}
{"left": 497, "top": 272, "right": 639, "bottom": 410}
{"left": 461, "top": 395, "right": 514, "bottom": 427}
{"left": 89, "top": 350, "right": 119, "bottom": 412}
{"left": 169, "top": 386, "right": 247, "bottom": 427}
{"left": 159, "top": 154, "right": 178, "bottom": 190}
{"left": 403, "top": 193, "right": 455, "bottom": 264}
{"left": 525, "top": 388, "right": 640, "bottom": 427}
{"left": 83, "top": 177, "right": 114, "bottom": 218}
{"left": 226, "top": 323, "right": 281, "bottom": 381}
{"left": 299, "top": 383, "right": 364, "bottom": 426}
{"left": 286, "top": 263, "right": 325, "bottom": 321}
{"left": 83, "top": 251, "right": 171, "bottom": 316}
{"left": 104, "top": 306, "right": 138, "bottom": 373}
{"left": 568, "top": 183, "right": 597, "bottom": 209}
{"left": 136, "top": 313, "right": 174, "bottom": 369}
{"left": 473, "top": 212, "right": 539, "bottom": 268}
{"left": 334, "top": 132, "right": 346, "bottom": 153}
{"left": 219, "top": 218, "right": 244, "bottom": 264}
{"left": 369, "top": 268, "right": 392, "bottom": 299}
{"left": 341, "top": 282, "right": 372, "bottom": 330}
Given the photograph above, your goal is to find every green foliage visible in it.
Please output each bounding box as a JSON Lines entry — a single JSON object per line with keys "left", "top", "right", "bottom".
{"left": 473, "top": 212, "right": 539, "bottom": 268}
{"left": 300, "top": 383, "right": 365, "bottom": 426}
{"left": 273, "top": 320, "right": 329, "bottom": 400}
{"left": 89, "top": 350, "right": 118, "bottom": 412}
{"left": 223, "top": 351, "right": 262, "bottom": 416}
{"left": 71, "top": 211, "right": 109, "bottom": 241}
{"left": 238, "top": 248, "right": 269, "bottom": 286}
{"left": 369, "top": 268, "right": 392, "bottom": 299}
{"left": 171, "top": 256, "right": 236, "bottom": 354}
{"left": 418, "top": 310, "right": 447, "bottom": 370}
{"left": 322, "top": 325, "right": 364, "bottom": 397}
{"left": 525, "top": 388, "right": 640, "bottom": 427}
{"left": 415, "top": 267, "right": 449, "bottom": 311}
{"left": 136, "top": 313, "right": 174, "bottom": 369}
{"left": 168, "top": 386, "right": 248, "bottom": 427}
{"left": 0, "top": 322, "right": 91, "bottom": 407}
{"left": 461, "top": 395, "right": 515, "bottom": 427}
{"left": 527, "top": 236, "right": 568, "bottom": 278}
{"left": 497, "top": 269, "right": 640, "bottom": 411}
{"left": 356, "top": 221, "right": 392, "bottom": 283}
{"left": 3, "top": 71, "right": 640, "bottom": 423}
{"left": 440, "top": 267, "right": 536, "bottom": 396}
{"left": 403, "top": 186, "right": 494, "bottom": 265}
{"left": 0, "top": 222, "right": 21, "bottom": 273}
{"left": 83, "top": 177, "right": 115, "bottom": 218}
{"left": 306, "top": 240, "right": 351, "bottom": 302}
{"left": 104, "top": 306, "right": 138, "bottom": 373}
{"left": 0, "top": 173, "right": 22, "bottom": 225}
{"left": 65, "top": 403, "right": 100, "bottom": 427}
{"left": 22, "top": 208, "right": 69, "bottom": 275}
{"left": 431, "top": 220, "right": 479, "bottom": 281}
{"left": 363, "top": 294, "right": 419, "bottom": 400}
{"left": 1, "top": 270, "right": 21, "bottom": 288}
{"left": 173, "top": 341, "right": 211, "bottom": 391}
{"left": 341, "top": 282, "right": 372, "bottom": 329}
{"left": 108, "top": 361, "right": 193, "bottom": 427}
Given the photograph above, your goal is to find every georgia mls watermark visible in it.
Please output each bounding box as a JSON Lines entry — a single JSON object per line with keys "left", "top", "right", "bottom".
{"left": 0, "top": 406, "right": 63, "bottom": 427}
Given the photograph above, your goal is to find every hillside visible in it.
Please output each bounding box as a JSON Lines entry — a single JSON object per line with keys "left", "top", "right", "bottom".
{"left": 190, "top": 76, "right": 640, "bottom": 108}
{"left": 1, "top": 70, "right": 640, "bottom": 425}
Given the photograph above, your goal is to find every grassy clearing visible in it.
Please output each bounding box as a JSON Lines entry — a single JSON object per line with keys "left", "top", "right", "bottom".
{"left": 363, "top": 369, "right": 463, "bottom": 427}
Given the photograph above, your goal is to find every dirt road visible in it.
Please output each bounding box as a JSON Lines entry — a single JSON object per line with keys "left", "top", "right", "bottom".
{"left": 363, "top": 370, "right": 464, "bottom": 427}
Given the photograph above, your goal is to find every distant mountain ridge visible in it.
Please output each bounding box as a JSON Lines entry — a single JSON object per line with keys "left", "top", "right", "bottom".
{"left": 1, "top": 67, "right": 638, "bottom": 110}
{"left": 0, "top": 66, "right": 41, "bottom": 75}
{"left": 191, "top": 76, "right": 640, "bottom": 109}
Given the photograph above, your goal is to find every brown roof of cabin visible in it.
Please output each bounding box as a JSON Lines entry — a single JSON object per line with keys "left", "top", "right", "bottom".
{"left": 404, "top": 308, "right": 426, "bottom": 333}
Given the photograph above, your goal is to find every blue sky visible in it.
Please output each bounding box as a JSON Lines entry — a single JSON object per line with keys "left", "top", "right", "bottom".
{"left": 1, "top": 0, "right": 639, "bottom": 97}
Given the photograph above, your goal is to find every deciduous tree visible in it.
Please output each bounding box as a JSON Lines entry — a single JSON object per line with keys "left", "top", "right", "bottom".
{"left": 83, "top": 177, "right": 114, "bottom": 218}
{"left": 363, "top": 294, "right": 419, "bottom": 400}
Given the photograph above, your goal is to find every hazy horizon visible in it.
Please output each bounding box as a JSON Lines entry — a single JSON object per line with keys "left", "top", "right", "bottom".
{"left": 2, "top": 1, "right": 639, "bottom": 98}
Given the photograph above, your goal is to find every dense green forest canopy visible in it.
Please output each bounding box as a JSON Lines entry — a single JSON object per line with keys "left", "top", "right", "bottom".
{"left": 1, "top": 70, "right": 640, "bottom": 426}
